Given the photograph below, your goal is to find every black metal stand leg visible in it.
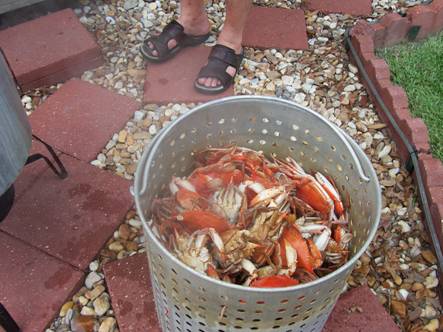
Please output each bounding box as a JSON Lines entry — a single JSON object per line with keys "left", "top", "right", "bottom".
{"left": 27, "top": 135, "right": 68, "bottom": 179}
{"left": 0, "top": 303, "right": 20, "bottom": 332}
{"left": 0, "top": 185, "right": 14, "bottom": 222}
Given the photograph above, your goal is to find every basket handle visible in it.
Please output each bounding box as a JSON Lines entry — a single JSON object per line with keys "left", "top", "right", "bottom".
{"left": 339, "top": 129, "right": 371, "bottom": 183}
{"left": 130, "top": 129, "right": 163, "bottom": 197}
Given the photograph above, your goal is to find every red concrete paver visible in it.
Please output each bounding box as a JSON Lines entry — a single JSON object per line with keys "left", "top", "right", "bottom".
{"left": 0, "top": 154, "right": 133, "bottom": 270}
{"left": 0, "top": 9, "right": 103, "bottom": 91}
{"left": 323, "top": 286, "right": 400, "bottom": 331}
{"left": 103, "top": 253, "right": 160, "bottom": 332}
{"left": 304, "top": 0, "right": 372, "bottom": 16}
{"left": 243, "top": 7, "right": 308, "bottom": 50}
{"left": 30, "top": 79, "right": 140, "bottom": 162}
{"left": 0, "top": 231, "right": 84, "bottom": 332}
{"left": 143, "top": 46, "right": 234, "bottom": 104}
{"left": 13, "top": 138, "right": 64, "bottom": 202}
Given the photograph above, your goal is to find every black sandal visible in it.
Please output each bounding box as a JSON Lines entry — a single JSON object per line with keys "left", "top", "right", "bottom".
{"left": 141, "top": 20, "right": 210, "bottom": 63}
{"left": 194, "top": 45, "right": 244, "bottom": 94}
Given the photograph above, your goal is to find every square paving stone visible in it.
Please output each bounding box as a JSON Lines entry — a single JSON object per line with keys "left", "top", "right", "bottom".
{"left": 0, "top": 9, "right": 103, "bottom": 91}
{"left": 303, "top": 0, "right": 372, "bottom": 16}
{"left": 143, "top": 45, "right": 234, "bottom": 104}
{"left": 324, "top": 286, "right": 400, "bottom": 331}
{"left": 243, "top": 7, "right": 308, "bottom": 50}
{"left": 0, "top": 154, "right": 133, "bottom": 270}
{"left": 103, "top": 253, "right": 160, "bottom": 332}
{"left": 30, "top": 78, "right": 140, "bottom": 162}
{"left": 0, "top": 231, "right": 84, "bottom": 332}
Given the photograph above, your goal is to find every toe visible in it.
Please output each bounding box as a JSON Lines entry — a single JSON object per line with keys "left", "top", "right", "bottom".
{"left": 198, "top": 77, "right": 206, "bottom": 85}
{"left": 204, "top": 78, "right": 212, "bottom": 87}
{"left": 211, "top": 79, "right": 219, "bottom": 88}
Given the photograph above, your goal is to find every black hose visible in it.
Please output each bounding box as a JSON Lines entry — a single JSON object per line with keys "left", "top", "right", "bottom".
{"left": 344, "top": 29, "right": 443, "bottom": 291}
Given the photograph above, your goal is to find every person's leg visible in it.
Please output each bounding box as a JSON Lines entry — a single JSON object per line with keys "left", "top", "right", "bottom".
{"left": 198, "top": 0, "right": 252, "bottom": 88}
{"left": 148, "top": 0, "right": 210, "bottom": 57}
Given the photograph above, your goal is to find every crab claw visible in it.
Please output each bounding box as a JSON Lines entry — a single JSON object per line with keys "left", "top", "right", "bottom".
{"left": 279, "top": 225, "right": 315, "bottom": 274}
{"left": 251, "top": 275, "right": 299, "bottom": 288}
{"left": 294, "top": 175, "right": 334, "bottom": 219}
{"left": 177, "top": 210, "right": 231, "bottom": 233}
{"left": 315, "top": 172, "right": 344, "bottom": 216}
{"left": 176, "top": 188, "right": 209, "bottom": 211}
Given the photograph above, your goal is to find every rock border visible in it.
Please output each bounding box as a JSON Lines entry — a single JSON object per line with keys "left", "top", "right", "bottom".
{"left": 348, "top": 1, "right": 443, "bottom": 251}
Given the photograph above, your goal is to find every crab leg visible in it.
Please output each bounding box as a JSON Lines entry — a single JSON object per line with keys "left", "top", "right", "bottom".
{"left": 251, "top": 275, "right": 299, "bottom": 288}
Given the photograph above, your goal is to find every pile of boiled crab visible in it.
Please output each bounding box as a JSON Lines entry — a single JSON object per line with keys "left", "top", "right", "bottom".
{"left": 151, "top": 146, "right": 352, "bottom": 288}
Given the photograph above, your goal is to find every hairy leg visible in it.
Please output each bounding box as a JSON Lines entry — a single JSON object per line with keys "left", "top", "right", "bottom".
{"left": 198, "top": 0, "right": 252, "bottom": 88}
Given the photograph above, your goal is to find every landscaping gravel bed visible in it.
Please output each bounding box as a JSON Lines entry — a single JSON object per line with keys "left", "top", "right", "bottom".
{"left": 36, "top": 1, "right": 442, "bottom": 331}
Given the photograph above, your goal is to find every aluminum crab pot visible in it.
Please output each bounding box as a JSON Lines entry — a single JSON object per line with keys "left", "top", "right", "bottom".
{"left": 134, "top": 96, "right": 381, "bottom": 332}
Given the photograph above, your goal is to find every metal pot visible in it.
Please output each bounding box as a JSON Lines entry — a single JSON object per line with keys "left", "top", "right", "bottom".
{"left": 134, "top": 96, "right": 381, "bottom": 332}
{"left": 0, "top": 50, "right": 31, "bottom": 214}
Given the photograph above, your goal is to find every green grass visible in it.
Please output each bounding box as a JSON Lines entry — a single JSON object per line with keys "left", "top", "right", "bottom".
{"left": 378, "top": 33, "right": 443, "bottom": 161}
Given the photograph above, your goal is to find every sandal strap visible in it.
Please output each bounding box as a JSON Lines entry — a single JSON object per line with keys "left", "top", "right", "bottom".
{"left": 208, "top": 44, "right": 243, "bottom": 69}
{"left": 157, "top": 20, "right": 186, "bottom": 45}
{"left": 197, "top": 45, "right": 244, "bottom": 87}
{"left": 145, "top": 20, "right": 185, "bottom": 57}
{"left": 198, "top": 60, "right": 234, "bottom": 86}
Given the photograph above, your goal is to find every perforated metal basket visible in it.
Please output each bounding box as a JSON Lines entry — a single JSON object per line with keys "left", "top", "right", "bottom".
{"left": 134, "top": 96, "right": 381, "bottom": 332}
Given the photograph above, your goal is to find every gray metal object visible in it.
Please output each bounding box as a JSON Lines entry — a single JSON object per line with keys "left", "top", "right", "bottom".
{"left": 135, "top": 96, "right": 381, "bottom": 332}
{"left": 0, "top": 51, "right": 31, "bottom": 195}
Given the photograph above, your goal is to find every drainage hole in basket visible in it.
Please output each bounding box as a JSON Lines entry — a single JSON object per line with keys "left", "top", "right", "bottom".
{"left": 161, "top": 290, "right": 167, "bottom": 298}
{"left": 280, "top": 299, "right": 289, "bottom": 304}
{"left": 252, "top": 319, "right": 261, "bottom": 322}
{"left": 278, "top": 308, "right": 286, "bottom": 313}
{"left": 306, "top": 307, "right": 313, "bottom": 312}
{"left": 175, "top": 319, "right": 181, "bottom": 325}
{"left": 256, "top": 300, "right": 265, "bottom": 304}
{"left": 198, "top": 305, "right": 206, "bottom": 311}
{"left": 310, "top": 298, "right": 316, "bottom": 305}
{"left": 219, "top": 321, "right": 227, "bottom": 326}
{"left": 174, "top": 305, "right": 180, "bottom": 311}
{"left": 259, "top": 139, "right": 266, "bottom": 145}
{"left": 297, "top": 295, "right": 305, "bottom": 301}
{"left": 218, "top": 330, "right": 225, "bottom": 332}
{"left": 198, "top": 321, "right": 206, "bottom": 326}
{"left": 292, "top": 124, "right": 299, "bottom": 131}
{"left": 331, "top": 145, "right": 336, "bottom": 151}
{"left": 255, "top": 310, "right": 263, "bottom": 314}
{"left": 272, "top": 325, "right": 281, "bottom": 329}
{"left": 262, "top": 117, "right": 269, "bottom": 123}
{"left": 176, "top": 327, "right": 182, "bottom": 332}
{"left": 185, "top": 306, "right": 191, "bottom": 312}
{"left": 290, "top": 136, "right": 297, "bottom": 142}
{"left": 288, "top": 322, "right": 295, "bottom": 326}
{"left": 294, "top": 305, "right": 302, "bottom": 310}
{"left": 185, "top": 321, "right": 192, "bottom": 327}
{"left": 238, "top": 298, "right": 246, "bottom": 304}
{"left": 300, "top": 323, "right": 306, "bottom": 328}
{"left": 172, "top": 288, "right": 178, "bottom": 295}
{"left": 198, "top": 313, "right": 206, "bottom": 319}
{"left": 237, "top": 309, "right": 245, "bottom": 313}
{"left": 184, "top": 279, "right": 191, "bottom": 285}
{"left": 186, "top": 329, "right": 191, "bottom": 332}
{"left": 199, "top": 330, "right": 205, "bottom": 332}
{"left": 235, "top": 317, "right": 244, "bottom": 322}
{"left": 274, "top": 317, "right": 283, "bottom": 321}
{"left": 251, "top": 327, "right": 259, "bottom": 331}
{"left": 247, "top": 139, "right": 254, "bottom": 144}
{"left": 234, "top": 327, "right": 242, "bottom": 330}
{"left": 291, "top": 313, "right": 299, "bottom": 318}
